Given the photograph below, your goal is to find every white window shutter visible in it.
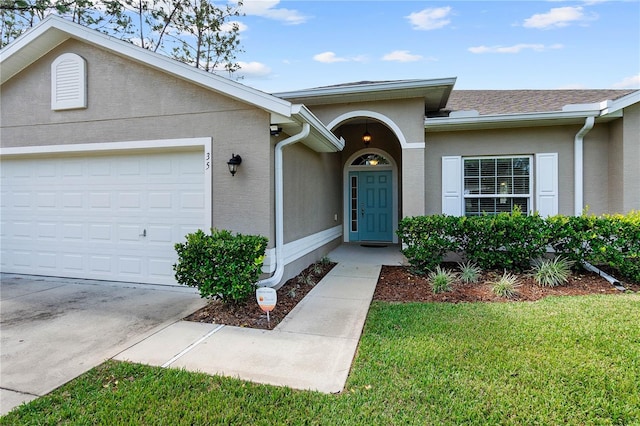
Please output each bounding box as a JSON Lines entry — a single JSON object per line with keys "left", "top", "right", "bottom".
{"left": 51, "top": 53, "right": 87, "bottom": 110}
{"left": 442, "top": 156, "right": 462, "bottom": 216}
{"left": 535, "top": 153, "right": 558, "bottom": 217}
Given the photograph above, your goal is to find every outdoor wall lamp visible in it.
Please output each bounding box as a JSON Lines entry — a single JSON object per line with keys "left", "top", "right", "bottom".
{"left": 362, "top": 120, "right": 372, "bottom": 147}
{"left": 270, "top": 124, "right": 282, "bottom": 136}
{"left": 227, "top": 154, "right": 242, "bottom": 176}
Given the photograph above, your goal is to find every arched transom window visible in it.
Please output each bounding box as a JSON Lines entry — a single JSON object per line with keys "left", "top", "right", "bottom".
{"left": 350, "top": 153, "right": 390, "bottom": 166}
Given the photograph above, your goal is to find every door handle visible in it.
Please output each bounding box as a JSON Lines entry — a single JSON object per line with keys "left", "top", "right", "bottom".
{"left": 140, "top": 229, "right": 147, "bottom": 237}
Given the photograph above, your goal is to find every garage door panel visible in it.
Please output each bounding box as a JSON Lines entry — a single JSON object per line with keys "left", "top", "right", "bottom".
{"left": 1, "top": 149, "right": 206, "bottom": 285}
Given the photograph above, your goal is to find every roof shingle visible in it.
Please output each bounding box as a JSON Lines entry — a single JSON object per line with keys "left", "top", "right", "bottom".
{"left": 443, "top": 90, "right": 636, "bottom": 116}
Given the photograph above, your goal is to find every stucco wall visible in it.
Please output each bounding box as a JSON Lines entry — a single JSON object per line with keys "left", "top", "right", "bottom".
{"left": 282, "top": 143, "right": 342, "bottom": 242}
{"left": 425, "top": 124, "right": 613, "bottom": 216}
{"left": 608, "top": 118, "right": 625, "bottom": 212}
{"left": 621, "top": 103, "right": 640, "bottom": 212}
{"left": 0, "top": 39, "right": 273, "bottom": 241}
{"left": 308, "top": 98, "right": 426, "bottom": 145}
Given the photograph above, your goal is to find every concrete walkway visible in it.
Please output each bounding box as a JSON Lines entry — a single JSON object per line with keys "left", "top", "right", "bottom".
{"left": 115, "top": 262, "right": 379, "bottom": 393}
{"left": 115, "top": 244, "right": 406, "bottom": 393}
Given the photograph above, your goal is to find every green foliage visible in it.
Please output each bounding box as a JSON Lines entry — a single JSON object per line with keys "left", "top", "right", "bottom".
{"left": 296, "top": 273, "right": 315, "bottom": 286}
{"left": 398, "top": 215, "right": 461, "bottom": 274}
{"left": 547, "top": 211, "right": 640, "bottom": 282}
{"left": 398, "top": 211, "right": 639, "bottom": 281}
{"left": 173, "top": 229, "right": 268, "bottom": 304}
{"left": 460, "top": 209, "right": 548, "bottom": 271}
{"left": 428, "top": 266, "right": 456, "bottom": 294}
{"left": 533, "top": 256, "right": 574, "bottom": 287}
{"left": 458, "top": 261, "right": 482, "bottom": 284}
{"left": 491, "top": 271, "right": 519, "bottom": 298}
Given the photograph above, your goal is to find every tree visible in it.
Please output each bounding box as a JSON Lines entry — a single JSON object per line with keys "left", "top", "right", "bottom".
{"left": 0, "top": 0, "right": 244, "bottom": 76}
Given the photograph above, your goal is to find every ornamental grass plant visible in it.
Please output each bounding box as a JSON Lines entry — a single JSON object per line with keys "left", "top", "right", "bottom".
{"left": 533, "top": 256, "right": 574, "bottom": 287}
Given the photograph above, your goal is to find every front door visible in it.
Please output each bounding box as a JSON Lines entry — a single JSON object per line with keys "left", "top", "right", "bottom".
{"left": 348, "top": 170, "right": 393, "bottom": 242}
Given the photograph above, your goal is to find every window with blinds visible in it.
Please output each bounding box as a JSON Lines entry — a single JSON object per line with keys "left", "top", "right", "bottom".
{"left": 463, "top": 156, "right": 532, "bottom": 216}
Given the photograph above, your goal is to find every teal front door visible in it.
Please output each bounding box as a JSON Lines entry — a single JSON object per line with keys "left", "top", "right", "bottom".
{"left": 348, "top": 170, "right": 393, "bottom": 242}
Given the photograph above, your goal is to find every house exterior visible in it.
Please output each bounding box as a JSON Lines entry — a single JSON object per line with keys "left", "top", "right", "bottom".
{"left": 1, "top": 16, "right": 638, "bottom": 288}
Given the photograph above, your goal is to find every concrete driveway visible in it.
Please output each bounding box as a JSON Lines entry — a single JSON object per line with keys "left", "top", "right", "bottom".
{"left": 0, "top": 274, "right": 207, "bottom": 415}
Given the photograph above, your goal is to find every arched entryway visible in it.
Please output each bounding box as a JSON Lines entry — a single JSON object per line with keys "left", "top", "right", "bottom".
{"left": 343, "top": 148, "right": 399, "bottom": 243}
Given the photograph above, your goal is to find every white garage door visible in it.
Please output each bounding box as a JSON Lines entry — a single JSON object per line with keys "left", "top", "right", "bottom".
{"left": 0, "top": 148, "right": 206, "bottom": 285}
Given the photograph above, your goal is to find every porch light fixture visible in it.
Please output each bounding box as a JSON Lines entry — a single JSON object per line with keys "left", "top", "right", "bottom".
{"left": 270, "top": 124, "right": 282, "bottom": 136}
{"left": 227, "top": 154, "right": 242, "bottom": 176}
{"left": 362, "top": 120, "right": 372, "bottom": 147}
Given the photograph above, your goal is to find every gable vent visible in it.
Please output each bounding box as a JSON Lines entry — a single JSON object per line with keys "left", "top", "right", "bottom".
{"left": 51, "top": 53, "right": 87, "bottom": 110}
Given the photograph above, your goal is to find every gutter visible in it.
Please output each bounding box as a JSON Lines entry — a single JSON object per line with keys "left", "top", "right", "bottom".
{"left": 582, "top": 261, "right": 626, "bottom": 291}
{"left": 257, "top": 123, "right": 311, "bottom": 288}
{"left": 574, "top": 116, "right": 595, "bottom": 216}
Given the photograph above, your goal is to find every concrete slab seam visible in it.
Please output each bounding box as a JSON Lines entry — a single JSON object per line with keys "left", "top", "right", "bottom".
{"left": 161, "top": 324, "right": 225, "bottom": 368}
{"left": 0, "top": 387, "right": 39, "bottom": 397}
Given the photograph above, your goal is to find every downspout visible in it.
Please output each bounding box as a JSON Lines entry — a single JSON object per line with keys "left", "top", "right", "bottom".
{"left": 257, "top": 123, "right": 311, "bottom": 288}
{"left": 574, "top": 116, "right": 595, "bottom": 216}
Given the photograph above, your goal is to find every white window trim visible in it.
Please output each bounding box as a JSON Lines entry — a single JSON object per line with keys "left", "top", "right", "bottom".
{"left": 442, "top": 153, "right": 558, "bottom": 217}
{"left": 462, "top": 155, "right": 533, "bottom": 215}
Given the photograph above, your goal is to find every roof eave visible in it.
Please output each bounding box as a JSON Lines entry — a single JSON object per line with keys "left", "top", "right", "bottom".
{"left": 425, "top": 110, "right": 602, "bottom": 132}
{"left": 274, "top": 78, "right": 457, "bottom": 110}
{"left": 275, "top": 78, "right": 457, "bottom": 99}
{"left": 292, "top": 105, "right": 344, "bottom": 152}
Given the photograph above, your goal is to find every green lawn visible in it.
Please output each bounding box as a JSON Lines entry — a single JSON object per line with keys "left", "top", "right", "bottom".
{"left": 3, "top": 294, "right": 639, "bottom": 425}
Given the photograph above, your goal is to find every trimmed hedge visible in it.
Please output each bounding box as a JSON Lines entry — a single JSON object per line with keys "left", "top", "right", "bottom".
{"left": 173, "top": 229, "right": 268, "bottom": 303}
{"left": 398, "top": 211, "right": 639, "bottom": 281}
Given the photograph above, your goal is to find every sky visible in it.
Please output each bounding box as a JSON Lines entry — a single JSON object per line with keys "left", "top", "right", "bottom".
{"left": 227, "top": 0, "right": 640, "bottom": 93}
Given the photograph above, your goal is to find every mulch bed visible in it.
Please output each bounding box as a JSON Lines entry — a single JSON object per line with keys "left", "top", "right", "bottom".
{"left": 374, "top": 264, "right": 639, "bottom": 303}
{"left": 183, "top": 262, "right": 336, "bottom": 330}
{"left": 184, "top": 261, "right": 638, "bottom": 330}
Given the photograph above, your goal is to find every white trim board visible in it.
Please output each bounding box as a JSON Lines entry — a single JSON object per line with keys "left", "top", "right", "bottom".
{"left": 261, "top": 225, "right": 342, "bottom": 274}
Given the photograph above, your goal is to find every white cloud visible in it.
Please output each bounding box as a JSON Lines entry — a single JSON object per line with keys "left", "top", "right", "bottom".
{"left": 220, "top": 21, "right": 248, "bottom": 33}
{"left": 236, "top": 61, "right": 272, "bottom": 78}
{"left": 468, "top": 43, "right": 564, "bottom": 54}
{"left": 612, "top": 74, "right": 640, "bottom": 88}
{"left": 382, "top": 50, "right": 423, "bottom": 62}
{"left": 313, "top": 51, "right": 348, "bottom": 63}
{"left": 523, "top": 6, "right": 597, "bottom": 29}
{"left": 406, "top": 7, "right": 452, "bottom": 30}
{"left": 237, "top": 0, "right": 308, "bottom": 25}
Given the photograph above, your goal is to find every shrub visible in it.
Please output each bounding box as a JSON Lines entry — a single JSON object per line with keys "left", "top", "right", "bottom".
{"left": 428, "top": 266, "right": 456, "bottom": 294}
{"left": 458, "top": 261, "right": 482, "bottom": 284}
{"left": 491, "top": 272, "right": 519, "bottom": 298}
{"left": 547, "top": 211, "right": 640, "bottom": 282}
{"left": 173, "top": 229, "right": 268, "bottom": 304}
{"left": 398, "top": 215, "right": 461, "bottom": 275}
{"left": 533, "top": 256, "right": 574, "bottom": 287}
{"left": 398, "top": 211, "right": 639, "bottom": 282}
{"left": 460, "top": 208, "right": 548, "bottom": 271}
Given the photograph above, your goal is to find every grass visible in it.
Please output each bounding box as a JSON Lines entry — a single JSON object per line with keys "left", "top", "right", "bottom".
{"left": 2, "top": 294, "right": 639, "bottom": 425}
